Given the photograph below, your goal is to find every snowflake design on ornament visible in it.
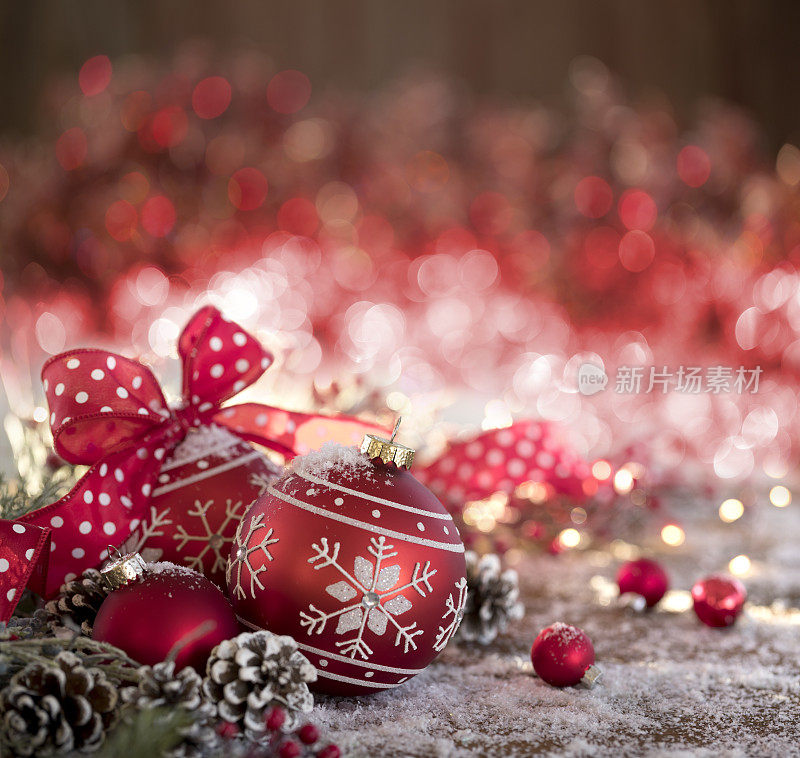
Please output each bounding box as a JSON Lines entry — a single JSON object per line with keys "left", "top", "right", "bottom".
{"left": 226, "top": 512, "right": 279, "bottom": 600}
{"left": 172, "top": 499, "right": 244, "bottom": 575}
{"left": 299, "top": 535, "right": 437, "bottom": 660}
{"left": 124, "top": 505, "right": 173, "bottom": 560}
{"left": 433, "top": 577, "right": 468, "bottom": 651}
{"left": 249, "top": 470, "right": 276, "bottom": 495}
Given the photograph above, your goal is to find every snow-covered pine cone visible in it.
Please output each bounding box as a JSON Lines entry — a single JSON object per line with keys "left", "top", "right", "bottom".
{"left": 0, "top": 651, "right": 118, "bottom": 756}
{"left": 121, "top": 660, "right": 218, "bottom": 758}
{"left": 202, "top": 631, "right": 316, "bottom": 742}
{"left": 44, "top": 568, "right": 109, "bottom": 636}
{"left": 456, "top": 551, "right": 525, "bottom": 645}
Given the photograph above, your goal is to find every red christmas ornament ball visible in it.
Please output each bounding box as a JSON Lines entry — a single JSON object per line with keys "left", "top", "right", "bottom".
{"left": 616, "top": 558, "right": 669, "bottom": 608}
{"left": 228, "top": 442, "right": 467, "bottom": 695}
{"left": 691, "top": 574, "right": 746, "bottom": 628}
{"left": 531, "top": 622, "right": 595, "bottom": 687}
{"left": 123, "top": 424, "right": 280, "bottom": 588}
{"left": 92, "top": 560, "right": 239, "bottom": 671}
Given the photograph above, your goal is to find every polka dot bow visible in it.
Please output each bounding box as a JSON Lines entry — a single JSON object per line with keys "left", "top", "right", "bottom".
{"left": 417, "top": 420, "right": 591, "bottom": 504}
{"left": 0, "top": 305, "right": 386, "bottom": 622}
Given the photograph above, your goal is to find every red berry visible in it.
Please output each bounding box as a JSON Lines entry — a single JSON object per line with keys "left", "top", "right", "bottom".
{"left": 215, "top": 721, "right": 239, "bottom": 739}
{"left": 279, "top": 741, "right": 301, "bottom": 758}
{"left": 317, "top": 746, "right": 341, "bottom": 758}
{"left": 298, "top": 724, "right": 320, "bottom": 744}
{"left": 265, "top": 706, "right": 287, "bottom": 731}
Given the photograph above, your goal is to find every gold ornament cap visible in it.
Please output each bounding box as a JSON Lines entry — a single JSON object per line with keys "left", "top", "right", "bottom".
{"left": 360, "top": 418, "right": 415, "bottom": 469}
{"left": 100, "top": 547, "right": 147, "bottom": 590}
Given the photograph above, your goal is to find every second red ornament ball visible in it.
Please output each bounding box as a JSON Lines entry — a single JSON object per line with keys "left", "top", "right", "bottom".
{"left": 123, "top": 424, "right": 280, "bottom": 588}
{"left": 92, "top": 553, "right": 239, "bottom": 672}
{"left": 228, "top": 432, "right": 468, "bottom": 695}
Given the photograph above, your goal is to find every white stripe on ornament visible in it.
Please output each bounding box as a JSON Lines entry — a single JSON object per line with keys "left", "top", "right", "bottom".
{"left": 236, "top": 616, "right": 425, "bottom": 675}
{"left": 158, "top": 439, "right": 240, "bottom": 472}
{"left": 266, "top": 486, "right": 465, "bottom": 554}
{"left": 152, "top": 451, "right": 264, "bottom": 496}
{"left": 294, "top": 471, "right": 453, "bottom": 521}
{"left": 295, "top": 641, "right": 425, "bottom": 674}
{"left": 314, "top": 669, "right": 400, "bottom": 690}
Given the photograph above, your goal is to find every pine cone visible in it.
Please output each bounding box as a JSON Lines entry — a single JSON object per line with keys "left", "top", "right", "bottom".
{"left": 121, "top": 661, "right": 218, "bottom": 758}
{"left": 456, "top": 551, "right": 525, "bottom": 645}
{"left": 203, "top": 631, "right": 316, "bottom": 741}
{"left": 0, "top": 651, "right": 118, "bottom": 756}
{"left": 45, "top": 568, "right": 109, "bottom": 636}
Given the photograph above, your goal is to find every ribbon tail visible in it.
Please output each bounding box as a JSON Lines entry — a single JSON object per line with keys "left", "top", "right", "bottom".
{"left": 15, "top": 435, "right": 170, "bottom": 600}
{"left": 0, "top": 521, "right": 51, "bottom": 623}
{"left": 214, "top": 403, "right": 389, "bottom": 459}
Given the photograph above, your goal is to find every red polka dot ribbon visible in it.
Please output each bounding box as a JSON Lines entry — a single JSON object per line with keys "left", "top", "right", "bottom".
{"left": 417, "top": 419, "right": 591, "bottom": 504}
{"left": 0, "top": 305, "right": 386, "bottom": 622}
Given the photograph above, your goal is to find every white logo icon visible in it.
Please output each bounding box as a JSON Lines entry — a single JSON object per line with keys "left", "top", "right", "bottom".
{"left": 577, "top": 363, "right": 608, "bottom": 395}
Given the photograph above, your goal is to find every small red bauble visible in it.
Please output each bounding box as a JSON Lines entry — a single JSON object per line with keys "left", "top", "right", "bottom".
{"left": 616, "top": 558, "right": 669, "bottom": 608}
{"left": 123, "top": 424, "right": 281, "bottom": 588}
{"left": 228, "top": 438, "right": 467, "bottom": 695}
{"left": 691, "top": 575, "right": 746, "bottom": 628}
{"left": 92, "top": 555, "right": 239, "bottom": 671}
{"left": 531, "top": 622, "right": 598, "bottom": 687}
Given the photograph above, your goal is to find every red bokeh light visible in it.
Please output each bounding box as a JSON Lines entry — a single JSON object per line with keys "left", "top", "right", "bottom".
{"left": 584, "top": 226, "right": 621, "bottom": 269}
{"left": 574, "top": 176, "right": 613, "bottom": 218}
{"left": 470, "top": 192, "right": 513, "bottom": 235}
{"left": 149, "top": 106, "right": 189, "bottom": 149}
{"left": 79, "top": 55, "right": 112, "bottom": 97}
{"left": 278, "top": 197, "right": 318, "bottom": 236}
{"left": 56, "top": 128, "right": 88, "bottom": 171}
{"left": 105, "top": 201, "right": 138, "bottom": 242}
{"left": 228, "top": 167, "right": 268, "bottom": 210}
{"left": 192, "top": 76, "right": 232, "bottom": 120}
{"left": 618, "top": 189, "right": 657, "bottom": 231}
{"left": 619, "top": 230, "right": 655, "bottom": 271}
{"left": 267, "top": 70, "right": 312, "bottom": 114}
{"left": 677, "top": 145, "right": 712, "bottom": 188}
{"left": 141, "top": 196, "right": 176, "bottom": 238}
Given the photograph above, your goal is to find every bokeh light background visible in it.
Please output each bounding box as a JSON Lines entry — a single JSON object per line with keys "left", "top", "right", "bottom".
{"left": 2, "top": 1, "right": 800, "bottom": 556}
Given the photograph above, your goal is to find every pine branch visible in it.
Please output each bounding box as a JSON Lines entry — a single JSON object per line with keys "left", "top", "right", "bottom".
{"left": 0, "top": 635, "right": 142, "bottom": 689}
{"left": 97, "top": 706, "right": 195, "bottom": 758}
{"left": 0, "top": 470, "right": 76, "bottom": 520}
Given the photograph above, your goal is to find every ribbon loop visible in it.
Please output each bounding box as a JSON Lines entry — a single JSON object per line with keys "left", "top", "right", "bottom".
{"left": 42, "top": 350, "right": 168, "bottom": 465}
{"left": 179, "top": 306, "right": 274, "bottom": 416}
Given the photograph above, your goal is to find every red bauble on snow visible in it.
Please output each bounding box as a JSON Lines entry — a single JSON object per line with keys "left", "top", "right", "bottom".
{"left": 530, "top": 622, "right": 600, "bottom": 687}
{"left": 691, "top": 575, "right": 746, "bottom": 628}
{"left": 616, "top": 558, "right": 669, "bottom": 608}
{"left": 92, "top": 554, "right": 239, "bottom": 671}
{"left": 228, "top": 435, "right": 467, "bottom": 695}
{"left": 123, "top": 424, "right": 281, "bottom": 588}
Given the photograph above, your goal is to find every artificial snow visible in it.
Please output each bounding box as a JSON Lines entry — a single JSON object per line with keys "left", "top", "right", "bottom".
{"left": 313, "top": 495, "right": 800, "bottom": 756}
{"left": 291, "top": 441, "right": 375, "bottom": 482}
{"left": 164, "top": 423, "right": 241, "bottom": 468}
{"left": 145, "top": 560, "right": 205, "bottom": 585}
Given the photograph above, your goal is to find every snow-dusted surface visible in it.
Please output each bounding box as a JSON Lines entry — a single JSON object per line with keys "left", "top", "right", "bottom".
{"left": 314, "top": 497, "right": 800, "bottom": 756}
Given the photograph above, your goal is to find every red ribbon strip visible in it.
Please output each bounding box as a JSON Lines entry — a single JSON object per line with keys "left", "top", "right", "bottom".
{"left": 0, "top": 306, "right": 385, "bottom": 622}
{"left": 417, "top": 419, "right": 592, "bottom": 504}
